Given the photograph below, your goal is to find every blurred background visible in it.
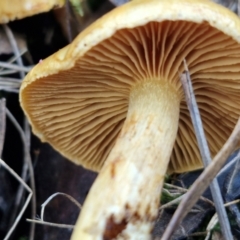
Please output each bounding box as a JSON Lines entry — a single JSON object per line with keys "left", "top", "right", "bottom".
{"left": 0, "top": 1, "right": 239, "bottom": 240}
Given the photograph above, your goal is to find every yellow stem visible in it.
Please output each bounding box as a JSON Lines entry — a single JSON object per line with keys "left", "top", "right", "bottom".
{"left": 71, "top": 80, "right": 180, "bottom": 240}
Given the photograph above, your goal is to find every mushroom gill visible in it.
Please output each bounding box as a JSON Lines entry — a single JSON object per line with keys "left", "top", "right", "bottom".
{"left": 22, "top": 21, "right": 240, "bottom": 172}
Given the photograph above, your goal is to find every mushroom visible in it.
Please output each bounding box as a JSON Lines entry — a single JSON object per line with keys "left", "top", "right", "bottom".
{"left": 20, "top": 0, "right": 240, "bottom": 239}
{"left": 0, "top": 0, "right": 64, "bottom": 23}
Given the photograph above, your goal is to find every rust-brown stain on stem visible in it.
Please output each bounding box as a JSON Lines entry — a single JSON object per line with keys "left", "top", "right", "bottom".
{"left": 103, "top": 215, "right": 127, "bottom": 240}
{"left": 110, "top": 157, "right": 123, "bottom": 179}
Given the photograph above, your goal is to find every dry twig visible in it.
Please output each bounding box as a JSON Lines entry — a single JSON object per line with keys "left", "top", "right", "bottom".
{"left": 177, "top": 60, "right": 233, "bottom": 239}
{"left": 162, "top": 115, "right": 240, "bottom": 239}
{"left": 0, "top": 159, "right": 32, "bottom": 240}
{"left": 0, "top": 61, "right": 32, "bottom": 72}
{"left": 27, "top": 192, "right": 82, "bottom": 229}
{"left": 6, "top": 108, "right": 36, "bottom": 240}
{"left": 2, "top": 24, "right": 36, "bottom": 240}
{"left": 0, "top": 99, "right": 6, "bottom": 157}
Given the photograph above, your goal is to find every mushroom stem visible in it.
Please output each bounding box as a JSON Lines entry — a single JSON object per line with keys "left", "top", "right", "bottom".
{"left": 71, "top": 80, "right": 181, "bottom": 240}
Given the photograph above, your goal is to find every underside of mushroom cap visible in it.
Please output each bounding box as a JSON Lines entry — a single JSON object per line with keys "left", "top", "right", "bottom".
{"left": 0, "top": 0, "right": 64, "bottom": 23}
{"left": 20, "top": 0, "right": 240, "bottom": 173}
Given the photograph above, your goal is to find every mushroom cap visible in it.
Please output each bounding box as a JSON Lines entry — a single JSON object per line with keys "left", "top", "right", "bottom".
{"left": 0, "top": 0, "right": 65, "bottom": 23}
{"left": 20, "top": 0, "right": 240, "bottom": 173}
